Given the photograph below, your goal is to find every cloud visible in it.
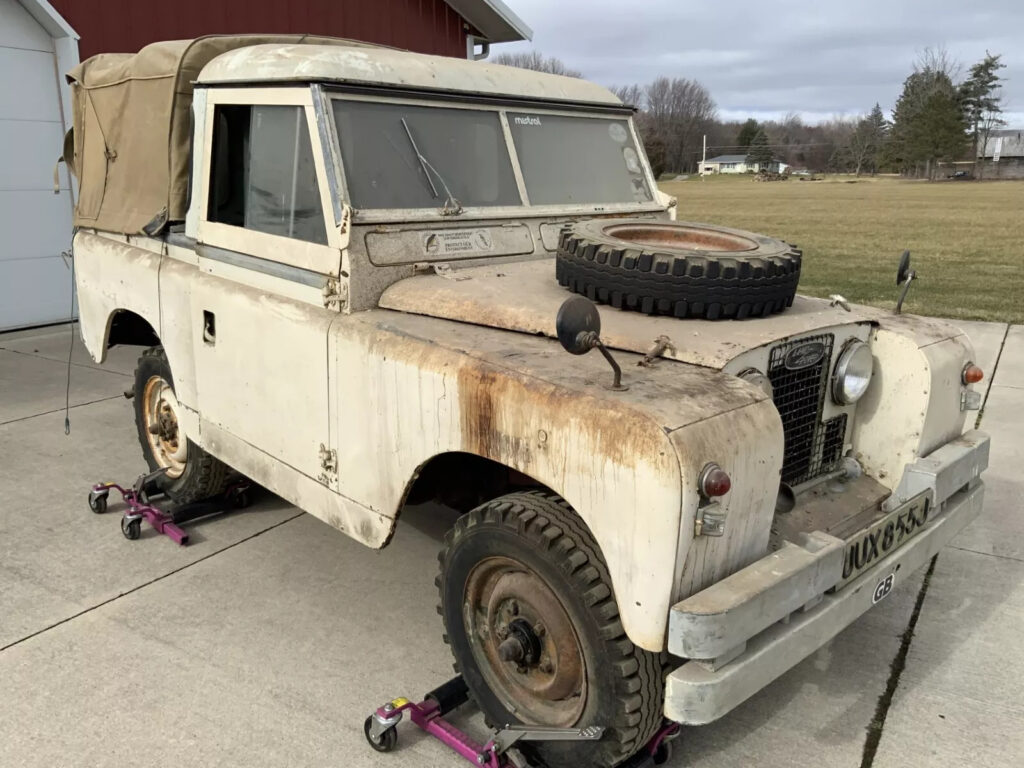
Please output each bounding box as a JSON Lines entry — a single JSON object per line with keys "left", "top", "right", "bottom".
{"left": 499, "top": 0, "right": 1023, "bottom": 124}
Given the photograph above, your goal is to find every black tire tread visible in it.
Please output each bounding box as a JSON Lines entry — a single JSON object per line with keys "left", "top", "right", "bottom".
{"left": 556, "top": 220, "right": 802, "bottom": 320}
{"left": 437, "top": 490, "right": 663, "bottom": 767}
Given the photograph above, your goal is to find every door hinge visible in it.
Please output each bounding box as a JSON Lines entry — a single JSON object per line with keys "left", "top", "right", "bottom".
{"left": 323, "top": 277, "right": 348, "bottom": 310}
{"left": 318, "top": 442, "right": 338, "bottom": 484}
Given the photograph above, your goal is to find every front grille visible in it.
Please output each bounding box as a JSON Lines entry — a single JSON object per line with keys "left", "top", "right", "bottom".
{"left": 768, "top": 334, "right": 846, "bottom": 484}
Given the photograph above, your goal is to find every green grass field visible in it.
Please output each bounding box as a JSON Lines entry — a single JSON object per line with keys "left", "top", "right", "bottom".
{"left": 658, "top": 175, "right": 1024, "bottom": 323}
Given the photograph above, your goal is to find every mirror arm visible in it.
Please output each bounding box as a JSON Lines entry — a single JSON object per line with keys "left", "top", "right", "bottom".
{"left": 895, "top": 272, "right": 916, "bottom": 314}
{"left": 595, "top": 340, "right": 626, "bottom": 391}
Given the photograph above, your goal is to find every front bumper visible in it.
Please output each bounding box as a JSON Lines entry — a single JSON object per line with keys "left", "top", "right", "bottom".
{"left": 663, "top": 430, "right": 989, "bottom": 725}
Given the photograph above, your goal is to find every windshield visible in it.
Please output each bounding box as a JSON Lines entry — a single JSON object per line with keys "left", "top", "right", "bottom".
{"left": 332, "top": 100, "right": 520, "bottom": 209}
{"left": 507, "top": 113, "right": 652, "bottom": 205}
{"left": 331, "top": 97, "right": 655, "bottom": 213}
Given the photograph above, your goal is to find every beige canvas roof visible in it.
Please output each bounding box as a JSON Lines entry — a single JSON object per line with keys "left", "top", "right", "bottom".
{"left": 64, "top": 35, "right": 375, "bottom": 235}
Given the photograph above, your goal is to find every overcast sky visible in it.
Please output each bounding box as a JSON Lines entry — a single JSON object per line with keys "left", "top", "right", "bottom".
{"left": 499, "top": 0, "right": 1023, "bottom": 126}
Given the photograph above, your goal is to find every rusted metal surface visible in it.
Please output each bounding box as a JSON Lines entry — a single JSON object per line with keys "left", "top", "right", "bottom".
{"left": 464, "top": 556, "right": 586, "bottom": 726}
{"left": 600, "top": 223, "right": 758, "bottom": 253}
{"left": 378, "top": 258, "right": 888, "bottom": 370}
{"left": 669, "top": 396, "right": 785, "bottom": 600}
{"left": 769, "top": 473, "right": 891, "bottom": 548}
{"left": 50, "top": 0, "right": 473, "bottom": 61}
{"left": 329, "top": 308, "right": 744, "bottom": 649}
{"left": 141, "top": 374, "right": 187, "bottom": 478}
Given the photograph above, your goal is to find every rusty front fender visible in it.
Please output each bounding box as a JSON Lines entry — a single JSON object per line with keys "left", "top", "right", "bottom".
{"left": 335, "top": 313, "right": 696, "bottom": 652}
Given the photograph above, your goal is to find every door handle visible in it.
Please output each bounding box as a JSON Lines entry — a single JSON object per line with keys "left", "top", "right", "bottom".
{"left": 203, "top": 310, "right": 216, "bottom": 344}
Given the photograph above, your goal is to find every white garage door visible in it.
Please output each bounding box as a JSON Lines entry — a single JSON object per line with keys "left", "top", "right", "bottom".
{"left": 0, "top": 0, "right": 74, "bottom": 331}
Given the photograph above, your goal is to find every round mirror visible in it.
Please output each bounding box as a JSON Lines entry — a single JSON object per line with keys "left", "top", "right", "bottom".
{"left": 897, "top": 250, "right": 911, "bottom": 286}
{"left": 556, "top": 297, "right": 601, "bottom": 355}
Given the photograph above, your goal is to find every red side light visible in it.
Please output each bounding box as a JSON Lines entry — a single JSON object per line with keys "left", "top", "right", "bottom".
{"left": 700, "top": 464, "right": 732, "bottom": 498}
{"left": 962, "top": 363, "right": 984, "bottom": 385}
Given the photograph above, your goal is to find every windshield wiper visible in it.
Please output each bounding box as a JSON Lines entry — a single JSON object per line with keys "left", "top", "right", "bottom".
{"left": 400, "top": 118, "right": 463, "bottom": 215}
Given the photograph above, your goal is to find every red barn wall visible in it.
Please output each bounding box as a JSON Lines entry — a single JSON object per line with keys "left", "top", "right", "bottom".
{"left": 49, "top": 0, "right": 475, "bottom": 60}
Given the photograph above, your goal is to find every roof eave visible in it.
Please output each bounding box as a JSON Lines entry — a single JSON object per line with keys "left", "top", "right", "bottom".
{"left": 444, "top": 0, "right": 533, "bottom": 43}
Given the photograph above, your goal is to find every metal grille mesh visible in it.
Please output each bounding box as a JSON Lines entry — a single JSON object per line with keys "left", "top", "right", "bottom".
{"left": 768, "top": 334, "right": 846, "bottom": 484}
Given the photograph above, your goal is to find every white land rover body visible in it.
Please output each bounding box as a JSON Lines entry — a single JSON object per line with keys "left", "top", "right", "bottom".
{"left": 65, "top": 36, "right": 988, "bottom": 767}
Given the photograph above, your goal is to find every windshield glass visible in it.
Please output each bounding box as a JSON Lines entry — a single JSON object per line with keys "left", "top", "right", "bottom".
{"left": 507, "top": 113, "right": 652, "bottom": 205}
{"left": 332, "top": 100, "right": 521, "bottom": 209}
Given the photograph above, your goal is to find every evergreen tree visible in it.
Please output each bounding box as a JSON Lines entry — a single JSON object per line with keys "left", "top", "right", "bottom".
{"left": 736, "top": 118, "right": 760, "bottom": 148}
{"left": 745, "top": 127, "right": 774, "bottom": 170}
{"left": 960, "top": 52, "right": 1005, "bottom": 178}
{"left": 889, "top": 68, "right": 967, "bottom": 179}
{"left": 865, "top": 103, "right": 890, "bottom": 172}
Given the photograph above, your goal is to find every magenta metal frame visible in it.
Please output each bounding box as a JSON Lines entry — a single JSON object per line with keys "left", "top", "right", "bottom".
{"left": 370, "top": 693, "right": 682, "bottom": 768}
{"left": 92, "top": 481, "right": 190, "bottom": 545}
{"left": 374, "top": 697, "right": 504, "bottom": 767}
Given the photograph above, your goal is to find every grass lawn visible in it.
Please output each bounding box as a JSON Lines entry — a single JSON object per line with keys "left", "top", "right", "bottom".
{"left": 658, "top": 175, "right": 1024, "bottom": 323}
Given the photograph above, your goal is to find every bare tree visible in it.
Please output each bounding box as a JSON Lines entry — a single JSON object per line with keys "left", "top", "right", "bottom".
{"left": 916, "top": 46, "right": 962, "bottom": 83}
{"left": 491, "top": 51, "right": 583, "bottom": 78}
{"left": 610, "top": 83, "right": 644, "bottom": 108}
{"left": 643, "top": 77, "right": 717, "bottom": 174}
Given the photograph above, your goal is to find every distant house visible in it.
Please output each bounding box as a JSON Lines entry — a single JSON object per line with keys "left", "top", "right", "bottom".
{"left": 700, "top": 154, "right": 788, "bottom": 175}
{"left": 977, "top": 129, "right": 1024, "bottom": 179}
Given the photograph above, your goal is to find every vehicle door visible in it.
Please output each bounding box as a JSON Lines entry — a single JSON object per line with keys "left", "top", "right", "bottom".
{"left": 192, "top": 87, "right": 342, "bottom": 488}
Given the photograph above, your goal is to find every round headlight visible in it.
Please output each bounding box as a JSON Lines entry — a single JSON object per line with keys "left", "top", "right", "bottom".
{"left": 739, "top": 368, "right": 773, "bottom": 399}
{"left": 832, "top": 341, "right": 874, "bottom": 404}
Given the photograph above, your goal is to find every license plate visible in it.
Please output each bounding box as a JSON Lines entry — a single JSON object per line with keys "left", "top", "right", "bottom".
{"left": 838, "top": 493, "right": 930, "bottom": 587}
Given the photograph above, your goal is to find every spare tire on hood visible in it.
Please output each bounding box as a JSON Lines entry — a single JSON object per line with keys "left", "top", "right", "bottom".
{"left": 555, "top": 219, "right": 802, "bottom": 320}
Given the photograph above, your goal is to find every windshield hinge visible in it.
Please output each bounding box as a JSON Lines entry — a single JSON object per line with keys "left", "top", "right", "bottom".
{"left": 440, "top": 198, "right": 464, "bottom": 216}
{"left": 323, "top": 277, "right": 348, "bottom": 310}
{"left": 318, "top": 443, "right": 338, "bottom": 484}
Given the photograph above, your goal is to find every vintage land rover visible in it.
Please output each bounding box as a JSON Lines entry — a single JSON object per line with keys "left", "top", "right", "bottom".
{"left": 64, "top": 36, "right": 989, "bottom": 767}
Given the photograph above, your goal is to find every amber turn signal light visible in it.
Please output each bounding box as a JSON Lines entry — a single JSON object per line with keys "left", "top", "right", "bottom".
{"left": 700, "top": 463, "right": 732, "bottom": 498}
{"left": 962, "top": 363, "right": 984, "bottom": 385}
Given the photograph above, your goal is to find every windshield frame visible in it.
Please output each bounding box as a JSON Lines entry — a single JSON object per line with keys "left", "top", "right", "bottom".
{"left": 321, "top": 88, "right": 664, "bottom": 224}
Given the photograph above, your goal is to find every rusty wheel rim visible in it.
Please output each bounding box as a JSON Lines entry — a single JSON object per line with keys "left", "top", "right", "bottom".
{"left": 142, "top": 375, "right": 186, "bottom": 478}
{"left": 463, "top": 556, "right": 586, "bottom": 726}
{"left": 602, "top": 222, "right": 758, "bottom": 252}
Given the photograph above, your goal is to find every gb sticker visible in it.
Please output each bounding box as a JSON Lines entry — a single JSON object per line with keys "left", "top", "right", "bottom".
{"left": 873, "top": 573, "right": 896, "bottom": 604}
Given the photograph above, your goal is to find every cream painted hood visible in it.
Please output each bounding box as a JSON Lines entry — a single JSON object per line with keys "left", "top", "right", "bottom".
{"left": 378, "top": 258, "right": 886, "bottom": 370}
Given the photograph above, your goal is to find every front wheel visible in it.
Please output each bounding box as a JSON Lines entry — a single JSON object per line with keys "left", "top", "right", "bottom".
{"left": 133, "top": 346, "right": 230, "bottom": 504}
{"left": 437, "top": 491, "right": 664, "bottom": 768}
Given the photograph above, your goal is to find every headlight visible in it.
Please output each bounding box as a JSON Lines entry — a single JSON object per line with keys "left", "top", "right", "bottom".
{"left": 832, "top": 341, "right": 874, "bottom": 404}
{"left": 738, "top": 368, "right": 773, "bottom": 399}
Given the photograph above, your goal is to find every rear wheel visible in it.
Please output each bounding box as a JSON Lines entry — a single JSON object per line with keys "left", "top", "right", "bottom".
{"left": 133, "top": 346, "right": 230, "bottom": 504}
{"left": 437, "top": 491, "right": 663, "bottom": 768}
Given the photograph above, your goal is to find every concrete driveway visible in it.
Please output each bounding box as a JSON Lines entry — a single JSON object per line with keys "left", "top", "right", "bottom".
{"left": 1, "top": 320, "right": 1021, "bottom": 767}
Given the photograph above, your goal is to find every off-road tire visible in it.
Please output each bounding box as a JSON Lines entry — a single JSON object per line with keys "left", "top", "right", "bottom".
{"left": 133, "top": 346, "right": 230, "bottom": 504}
{"left": 556, "top": 218, "right": 802, "bottom": 320}
{"left": 437, "top": 491, "right": 664, "bottom": 768}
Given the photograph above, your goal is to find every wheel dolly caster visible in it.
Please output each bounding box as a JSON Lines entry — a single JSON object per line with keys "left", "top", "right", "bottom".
{"left": 88, "top": 469, "right": 252, "bottom": 546}
{"left": 364, "top": 675, "right": 681, "bottom": 767}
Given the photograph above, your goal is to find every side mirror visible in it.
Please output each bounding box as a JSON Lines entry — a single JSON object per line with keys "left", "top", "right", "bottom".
{"left": 895, "top": 250, "right": 917, "bottom": 314}
{"left": 555, "top": 297, "right": 627, "bottom": 390}
{"left": 556, "top": 296, "right": 602, "bottom": 355}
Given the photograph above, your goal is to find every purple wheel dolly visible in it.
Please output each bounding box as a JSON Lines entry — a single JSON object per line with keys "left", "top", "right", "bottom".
{"left": 88, "top": 467, "right": 251, "bottom": 545}
{"left": 364, "top": 675, "right": 681, "bottom": 767}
